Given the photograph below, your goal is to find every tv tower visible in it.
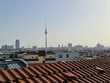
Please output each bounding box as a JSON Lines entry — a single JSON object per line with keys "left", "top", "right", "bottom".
{"left": 45, "top": 25, "right": 48, "bottom": 55}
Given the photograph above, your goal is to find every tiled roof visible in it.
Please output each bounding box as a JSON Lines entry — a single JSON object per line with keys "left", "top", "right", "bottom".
{"left": 0, "top": 56, "right": 110, "bottom": 83}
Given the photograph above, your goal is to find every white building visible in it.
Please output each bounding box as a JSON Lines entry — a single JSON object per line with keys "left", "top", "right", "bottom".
{"left": 55, "top": 51, "right": 80, "bottom": 62}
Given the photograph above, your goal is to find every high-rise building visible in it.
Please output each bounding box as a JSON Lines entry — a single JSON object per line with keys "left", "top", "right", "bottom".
{"left": 15, "top": 39, "right": 20, "bottom": 49}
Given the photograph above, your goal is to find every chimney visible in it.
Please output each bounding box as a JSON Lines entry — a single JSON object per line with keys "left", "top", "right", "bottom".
{"left": 38, "top": 50, "right": 46, "bottom": 63}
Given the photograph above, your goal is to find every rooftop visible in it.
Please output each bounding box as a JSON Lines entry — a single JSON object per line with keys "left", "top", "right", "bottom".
{"left": 0, "top": 56, "right": 110, "bottom": 83}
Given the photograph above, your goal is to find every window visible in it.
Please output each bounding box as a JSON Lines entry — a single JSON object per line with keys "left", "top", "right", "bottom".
{"left": 66, "top": 54, "right": 69, "bottom": 58}
{"left": 7, "top": 63, "right": 21, "bottom": 69}
{"left": 59, "top": 54, "right": 63, "bottom": 58}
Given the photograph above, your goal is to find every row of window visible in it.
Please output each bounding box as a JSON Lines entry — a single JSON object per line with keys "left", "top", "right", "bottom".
{"left": 59, "top": 54, "right": 69, "bottom": 58}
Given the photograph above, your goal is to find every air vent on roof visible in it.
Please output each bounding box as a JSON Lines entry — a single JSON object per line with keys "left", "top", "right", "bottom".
{"left": 95, "top": 66, "right": 105, "bottom": 74}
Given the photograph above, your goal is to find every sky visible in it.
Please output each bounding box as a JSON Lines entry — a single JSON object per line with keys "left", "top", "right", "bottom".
{"left": 0, "top": 0, "right": 110, "bottom": 47}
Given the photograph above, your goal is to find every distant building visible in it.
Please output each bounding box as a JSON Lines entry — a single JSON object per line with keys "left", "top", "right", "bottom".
{"left": 68, "top": 43, "right": 72, "bottom": 47}
{"left": 73, "top": 45, "right": 83, "bottom": 51}
{"left": 58, "top": 44, "right": 60, "bottom": 48}
{"left": 68, "top": 43, "right": 72, "bottom": 51}
{"left": 94, "top": 43, "right": 104, "bottom": 51}
{"left": 1, "top": 45, "right": 14, "bottom": 50}
{"left": 1, "top": 45, "right": 14, "bottom": 53}
{"left": 15, "top": 39, "right": 20, "bottom": 49}
{"left": 32, "top": 46, "right": 37, "bottom": 51}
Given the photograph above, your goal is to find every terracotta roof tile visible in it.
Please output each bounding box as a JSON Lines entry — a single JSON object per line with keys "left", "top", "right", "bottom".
{"left": 32, "top": 77, "right": 44, "bottom": 83}
{"left": 45, "top": 75, "right": 58, "bottom": 83}
{"left": 39, "top": 65, "right": 53, "bottom": 74}
{"left": 34, "top": 65, "right": 48, "bottom": 74}
{"left": 52, "top": 74, "right": 64, "bottom": 82}
{"left": 0, "top": 71, "right": 7, "bottom": 82}
{"left": 1, "top": 70, "right": 15, "bottom": 81}
{"left": 85, "top": 77, "right": 97, "bottom": 83}
{"left": 50, "top": 63, "right": 62, "bottom": 72}
{"left": 28, "top": 66, "right": 42, "bottom": 75}
{"left": 8, "top": 69, "right": 22, "bottom": 79}
{"left": 18, "top": 79, "right": 27, "bottom": 83}
{"left": 15, "top": 69, "right": 29, "bottom": 78}
{"left": 40, "top": 76, "right": 52, "bottom": 83}
{"left": 44, "top": 64, "right": 55, "bottom": 73}
{"left": 0, "top": 56, "right": 110, "bottom": 82}
{"left": 60, "top": 62, "right": 73, "bottom": 71}
{"left": 22, "top": 68, "right": 36, "bottom": 77}
{"left": 25, "top": 78, "right": 35, "bottom": 83}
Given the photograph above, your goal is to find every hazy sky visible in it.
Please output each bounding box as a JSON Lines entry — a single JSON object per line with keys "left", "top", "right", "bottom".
{"left": 0, "top": 0, "right": 110, "bottom": 47}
